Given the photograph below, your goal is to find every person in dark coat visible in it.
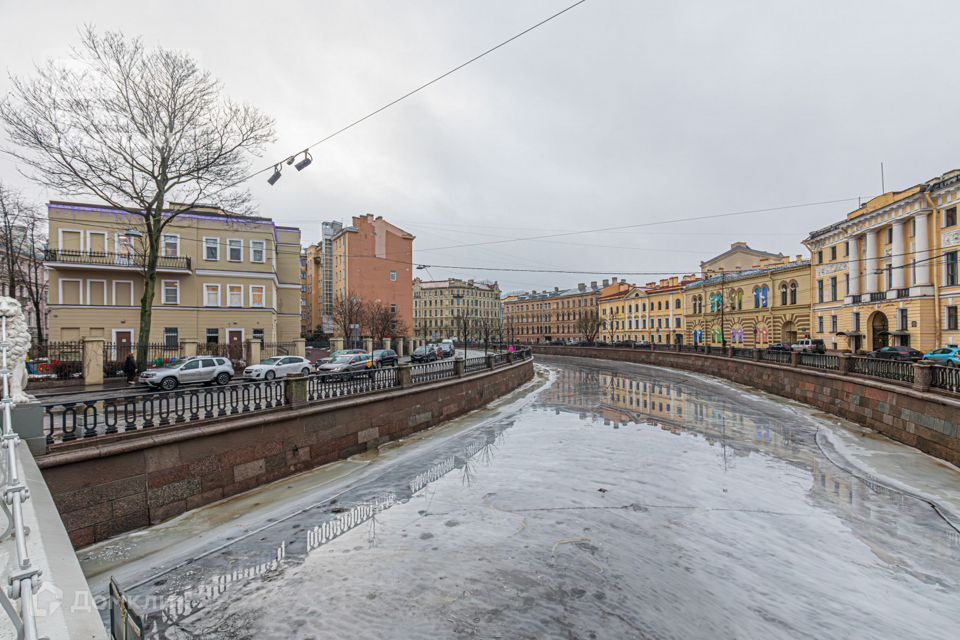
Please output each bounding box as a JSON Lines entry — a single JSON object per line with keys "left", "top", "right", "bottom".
{"left": 123, "top": 353, "right": 138, "bottom": 384}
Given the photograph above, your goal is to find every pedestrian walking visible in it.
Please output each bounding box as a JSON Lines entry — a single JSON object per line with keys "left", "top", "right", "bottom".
{"left": 123, "top": 353, "right": 138, "bottom": 385}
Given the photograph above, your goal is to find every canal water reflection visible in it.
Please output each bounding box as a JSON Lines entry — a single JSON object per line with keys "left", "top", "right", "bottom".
{"left": 119, "top": 359, "right": 960, "bottom": 639}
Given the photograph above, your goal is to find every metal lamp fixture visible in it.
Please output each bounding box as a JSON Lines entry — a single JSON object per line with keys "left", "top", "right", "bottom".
{"left": 267, "top": 164, "right": 282, "bottom": 185}
{"left": 294, "top": 150, "right": 313, "bottom": 171}
{"left": 123, "top": 227, "right": 143, "bottom": 238}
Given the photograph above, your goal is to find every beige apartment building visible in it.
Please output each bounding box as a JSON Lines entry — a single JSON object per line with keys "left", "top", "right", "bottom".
{"left": 804, "top": 169, "right": 960, "bottom": 353}
{"left": 502, "top": 280, "right": 606, "bottom": 344}
{"left": 412, "top": 277, "right": 501, "bottom": 341}
{"left": 45, "top": 201, "right": 302, "bottom": 354}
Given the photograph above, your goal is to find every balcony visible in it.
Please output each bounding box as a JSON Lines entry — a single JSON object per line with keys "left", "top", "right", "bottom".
{"left": 868, "top": 292, "right": 885, "bottom": 302}
{"left": 44, "top": 249, "right": 192, "bottom": 272}
{"left": 895, "top": 288, "right": 910, "bottom": 299}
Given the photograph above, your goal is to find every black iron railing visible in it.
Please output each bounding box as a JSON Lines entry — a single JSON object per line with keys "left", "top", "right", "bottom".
{"left": 465, "top": 356, "right": 489, "bottom": 373}
{"left": 411, "top": 360, "right": 457, "bottom": 384}
{"left": 895, "top": 288, "right": 910, "bottom": 299}
{"left": 868, "top": 292, "right": 886, "bottom": 302}
{"left": 759, "top": 350, "right": 792, "bottom": 365}
{"left": 849, "top": 357, "right": 914, "bottom": 384}
{"left": 798, "top": 353, "right": 839, "bottom": 370}
{"left": 26, "top": 340, "right": 83, "bottom": 381}
{"left": 931, "top": 365, "right": 960, "bottom": 394}
{"left": 44, "top": 248, "right": 191, "bottom": 271}
{"left": 307, "top": 367, "right": 398, "bottom": 401}
{"left": 731, "top": 347, "right": 753, "bottom": 359}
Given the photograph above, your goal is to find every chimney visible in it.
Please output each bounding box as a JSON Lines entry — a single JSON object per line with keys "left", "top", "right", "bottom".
{"left": 603, "top": 279, "right": 610, "bottom": 287}
{"left": 611, "top": 277, "right": 618, "bottom": 284}
{"left": 590, "top": 281, "right": 597, "bottom": 289}
{"left": 554, "top": 286, "right": 559, "bottom": 292}
{"left": 578, "top": 283, "right": 586, "bottom": 292}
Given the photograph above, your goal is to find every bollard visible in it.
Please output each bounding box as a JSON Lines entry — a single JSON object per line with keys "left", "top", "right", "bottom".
{"left": 913, "top": 361, "right": 933, "bottom": 392}
{"left": 454, "top": 357, "right": 465, "bottom": 377}
{"left": 82, "top": 337, "right": 105, "bottom": 385}
{"left": 398, "top": 363, "right": 413, "bottom": 388}
{"left": 284, "top": 375, "right": 309, "bottom": 406}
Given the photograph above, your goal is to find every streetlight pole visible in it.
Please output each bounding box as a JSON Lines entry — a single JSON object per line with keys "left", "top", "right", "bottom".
{"left": 720, "top": 269, "right": 727, "bottom": 350}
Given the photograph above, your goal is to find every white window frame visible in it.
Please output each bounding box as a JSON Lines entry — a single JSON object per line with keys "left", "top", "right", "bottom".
{"left": 162, "top": 233, "right": 181, "bottom": 258}
{"left": 203, "top": 237, "right": 220, "bottom": 261}
{"left": 86, "top": 231, "right": 108, "bottom": 254}
{"left": 112, "top": 280, "right": 135, "bottom": 306}
{"left": 203, "top": 283, "right": 222, "bottom": 307}
{"left": 85, "top": 279, "right": 108, "bottom": 306}
{"left": 227, "top": 238, "right": 243, "bottom": 262}
{"left": 58, "top": 278, "right": 83, "bottom": 305}
{"left": 249, "top": 285, "right": 266, "bottom": 308}
{"left": 226, "top": 284, "right": 244, "bottom": 308}
{"left": 161, "top": 280, "right": 180, "bottom": 305}
{"left": 250, "top": 240, "right": 266, "bottom": 263}
{"left": 57, "top": 228, "right": 84, "bottom": 252}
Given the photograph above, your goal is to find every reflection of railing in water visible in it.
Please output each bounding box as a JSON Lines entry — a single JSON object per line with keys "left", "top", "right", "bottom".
{"left": 306, "top": 494, "right": 397, "bottom": 552}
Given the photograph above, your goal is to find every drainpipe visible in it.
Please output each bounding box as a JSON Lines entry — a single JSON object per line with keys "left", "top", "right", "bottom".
{"left": 923, "top": 190, "right": 942, "bottom": 347}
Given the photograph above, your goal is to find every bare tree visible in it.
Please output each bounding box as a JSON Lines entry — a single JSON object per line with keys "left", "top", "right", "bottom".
{"left": 453, "top": 309, "right": 477, "bottom": 358}
{"left": 333, "top": 291, "right": 365, "bottom": 348}
{"left": 0, "top": 183, "right": 46, "bottom": 340}
{"left": 575, "top": 310, "right": 604, "bottom": 344}
{"left": 363, "top": 300, "right": 394, "bottom": 349}
{"left": 477, "top": 315, "right": 502, "bottom": 355}
{"left": 0, "top": 27, "right": 275, "bottom": 365}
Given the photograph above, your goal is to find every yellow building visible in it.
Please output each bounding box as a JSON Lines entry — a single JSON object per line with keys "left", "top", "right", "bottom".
{"left": 598, "top": 280, "right": 631, "bottom": 343}
{"left": 45, "top": 201, "right": 302, "bottom": 354}
{"left": 804, "top": 169, "right": 960, "bottom": 353}
{"left": 630, "top": 275, "right": 700, "bottom": 345}
{"left": 413, "top": 277, "right": 502, "bottom": 341}
{"left": 683, "top": 258, "right": 811, "bottom": 348}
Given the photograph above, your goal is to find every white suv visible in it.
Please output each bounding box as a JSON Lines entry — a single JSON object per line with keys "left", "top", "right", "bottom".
{"left": 139, "top": 356, "right": 235, "bottom": 391}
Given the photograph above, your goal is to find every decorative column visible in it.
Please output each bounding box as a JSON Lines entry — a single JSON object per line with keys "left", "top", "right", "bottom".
{"left": 890, "top": 220, "right": 905, "bottom": 292}
{"left": 331, "top": 337, "right": 344, "bottom": 352}
{"left": 847, "top": 235, "right": 861, "bottom": 299}
{"left": 914, "top": 211, "right": 931, "bottom": 288}
{"left": 864, "top": 229, "right": 879, "bottom": 293}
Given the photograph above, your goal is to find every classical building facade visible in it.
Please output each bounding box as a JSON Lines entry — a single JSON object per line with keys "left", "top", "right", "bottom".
{"left": 683, "top": 258, "right": 811, "bottom": 348}
{"left": 502, "top": 280, "right": 605, "bottom": 344}
{"left": 332, "top": 215, "right": 414, "bottom": 339}
{"left": 45, "top": 201, "right": 302, "bottom": 353}
{"left": 632, "top": 275, "right": 699, "bottom": 345}
{"left": 804, "top": 169, "right": 960, "bottom": 353}
{"left": 412, "top": 277, "right": 501, "bottom": 341}
{"left": 303, "top": 220, "right": 343, "bottom": 336}
{"left": 701, "top": 242, "right": 785, "bottom": 275}
{"left": 598, "top": 279, "right": 632, "bottom": 342}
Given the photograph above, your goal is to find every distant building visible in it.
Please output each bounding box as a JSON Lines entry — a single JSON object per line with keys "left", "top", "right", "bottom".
{"left": 303, "top": 220, "right": 343, "bottom": 335}
{"left": 614, "top": 275, "right": 700, "bottom": 345}
{"left": 502, "top": 279, "right": 609, "bottom": 344}
{"left": 700, "top": 242, "right": 784, "bottom": 276}
{"left": 597, "top": 280, "right": 633, "bottom": 343}
{"left": 413, "top": 277, "right": 501, "bottom": 341}
{"left": 332, "top": 215, "right": 414, "bottom": 338}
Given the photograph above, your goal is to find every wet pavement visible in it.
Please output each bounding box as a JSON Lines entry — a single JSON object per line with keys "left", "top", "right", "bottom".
{"left": 83, "top": 357, "right": 960, "bottom": 639}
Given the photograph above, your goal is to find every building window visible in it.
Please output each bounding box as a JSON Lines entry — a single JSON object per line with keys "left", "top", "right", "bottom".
{"left": 829, "top": 277, "right": 837, "bottom": 301}
{"left": 390, "top": 271, "right": 397, "bottom": 282}
{"left": 830, "top": 315, "right": 838, "bottom": 333}
{"left": 204, "top": 237, "right": 219, "bottom": 261}
{"left": 817, "top": 280, "right": 824, "bottom": 303}
{"left": 886, "top": 227, "right": 893, "bottom": 244}
{"left": 817, "top": 316, "right": 824, "bottom": 333}
{"left": 946, "top": 207, "right": 957, "bottom": 228}
{"left": 947, "top": 251, "right": 959, "bottom": 286}
{"left": 844, "top": 241, "right": 849, "bottom": 257}
{"left": 898, "top": 308, "right": 908, "bottom": 331}
{"left": 390, "top": 303, "right": 397, "bottom": 313}
{"left": 228, "top": 239, "right": 243, "bottom": 262}
{"left": 163, "top": 327, "right": 178, "bottom": 348}
{"left": 780, "top": 283, "right": 788, "bottom": 306}
{"left": 253, "top": 328, "right": 265, "bottom": 344}
{"left": 760, "top": 286, "right": 768, "bottom": 308}
{"left": 205, "top": 328, "right": 219, "bottom": 344}
{"left": 830, "top": 246, "right": 837, "bottom": 261}
{"left": 817, "top": 250, "right": 823, "bottom": 264}
{"left": 885, "top": 265, "right": 892, "bottom": 289}
{"left": 853, "top": 312, "right": 860, "bottom": 331}
{"left": 162, "top": 280, "right": 179, "bottom": 305}
{"left": 203, "top": 284, "right": 221, "bottom": 307}
{"left": 947, "top": 306, "right": 958, "bottom": 331}
{"left": 162, "top": 234, "right": 179, "bottom": 257}
{"left": 250, "top": 285, "right": 266, "bottom": 308}
{"left": 251, "top": 240, "right": 266, "bottom": 263}
{"left": 227, "top": 285, "right": 243, "bottom": 307}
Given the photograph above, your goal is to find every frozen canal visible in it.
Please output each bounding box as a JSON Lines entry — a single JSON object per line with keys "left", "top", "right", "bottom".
{"left": 83, "top": 357, "right": 960, "bottom": 639}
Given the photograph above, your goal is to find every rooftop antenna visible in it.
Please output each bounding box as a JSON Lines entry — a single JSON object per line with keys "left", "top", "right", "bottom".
{"left": 881, "top": 162, "right": 885, "bottom": 193}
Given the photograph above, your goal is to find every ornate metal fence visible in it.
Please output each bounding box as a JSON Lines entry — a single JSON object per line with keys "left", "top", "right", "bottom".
{"left": 465, "top": 356, "right": 489, "bottom": 373}
{"left": 759, "top": 350, "right": 792, "bottom": 364}
{"left": 843, "top": 357, "right": 914, "bottom": 384}
{"left": 731, "top": 347, "right": 753, "bottom": 359}
{"left": 411, "top": 359, "right": 457, "bottom": 384}
{"left": 931, "top": 365, "right": 960, "bottom": 394}
{"left": 798, "top": 353, "right": 839, "bottom": 370}
{"left": 26, "top": 340, "right": 83, "bottom": 382}
{"left": 307, "top": 368, "right": 398, "bottom": 401}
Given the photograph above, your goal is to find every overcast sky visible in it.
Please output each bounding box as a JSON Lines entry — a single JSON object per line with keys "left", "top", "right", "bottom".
{"left": 2, "top": 0, "right": 960, "bottom": 293}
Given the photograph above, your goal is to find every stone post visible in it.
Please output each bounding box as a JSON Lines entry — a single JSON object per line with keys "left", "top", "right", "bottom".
{"left": 244, "top": 338, "right": 261, "bottom": 366}
{"left": 292, "top": 338, "right": 306, "bottom": 357}
{"left": 383, "top": 338, "right": 391, "bottom": 351}
{"left": 837, "top": 353, "right": 851, "bottom": 374}
{"left": 363, "top": 337, "right": 373, "bottom": 353}
{"left": 454, "top": 356, "right": 465, "bottom": 378}
{"left": 395, "top": 339, "right": 404, "bottom": 358}
{"left": 10, "top": 404, "right": 46, "bottom": 456}
{"left": 283, "top": 374, "right": 309, "bottom": 407}
{"left": 486, "top": 353, "right": 496, "bottom": 369}
{"left": 752, "top": 348, "right": 761, "bottom": 361}
{"left": 331, "top": 337, "right": 344, "bottom": 352}
{"left": 397, "top": 363, "right": 413, "bottom": 388}
{"left": 727, "top": 346, "right": 734, "bottom": 358}
{"left": 82, "top": 337, "right": 105, "bottom": 386}
{"left": 913, "top": 361, "right": 933, "bottom": 393}
{"left": 790, "top": 351, "right": 800, "bottom": 367}
{"left": 406, "top": 338, "right": 414, "bottom": 355}
{"left": 182, "top": 339, "right": 198, "bottom": 358}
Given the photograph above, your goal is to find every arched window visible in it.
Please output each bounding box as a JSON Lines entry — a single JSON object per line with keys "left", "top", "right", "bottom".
{"left": 736, "top": 289, "right": 743, "bottom": 310}
{"left": 753, "top": 287, "right": 761, "bottom": 308}
{"left": 761, "top": 286, "right": 769, "bottom": 308}
{"left": 709, "top": 294, "right": 715, "bottom": 313}
{"left": 780, "top": 283, "right": 788, "bottom": 306}
{"left": 789, "top": 281, "right": 797, "bottom": 305}
{"left": 675, "top": 298, "right": 681, "bottom": 309}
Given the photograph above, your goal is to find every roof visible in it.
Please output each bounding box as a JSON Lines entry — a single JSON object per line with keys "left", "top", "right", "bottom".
{"left": 415, "top": 279, "right": 499, "bottom": 292}
{"left": 504, "top": 284, "right": 601, "bottom": 303}
{"left": 700, "top": 242, "right": 784, "bottom": 267}
{"left": 48, "top": 200, "right": 275, "bottom": 223}
{"left": 684, "top": 260, "right": 810, "bottom": 290}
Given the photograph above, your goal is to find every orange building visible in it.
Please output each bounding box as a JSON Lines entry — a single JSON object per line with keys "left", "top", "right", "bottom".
{"left": 332, "top": 214, "right": 414, "bottom": 338}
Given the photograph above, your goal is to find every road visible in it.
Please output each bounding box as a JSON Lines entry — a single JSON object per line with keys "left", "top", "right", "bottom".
{"left": 80, "top": 357, "right": 960, "bottom": 639}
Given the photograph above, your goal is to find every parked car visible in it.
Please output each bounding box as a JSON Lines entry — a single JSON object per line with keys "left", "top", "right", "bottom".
{"left": 438, "top": 340, "right": 456, "bottom": 358}
{"left": 243, "top": 356, "right": 313, "bottom": 380}
{"left": 922, "top": 346, "right": 960, "bottom": 367}
{"left": 767, "top": 343, "right": 793, "bottom": 352}
{"left": 791, "top": 338, "right": 825, "bottom": 354}
{"left": 316, "top": 353, "right": 375, "bottom": 380}
{"left": 314, "top": 349, "right": 366, "bottom": 367}
{"left": 412, "top": 345, "right": 439, "bottom": 363}
{"left": 139, "top": 356, "right": 234, "bottom": 391}
{"left": 867, "top": 345, "right": 923, "bottom": 362}
{"left": 372, "top": 349, "right": 399, "bottom": 368}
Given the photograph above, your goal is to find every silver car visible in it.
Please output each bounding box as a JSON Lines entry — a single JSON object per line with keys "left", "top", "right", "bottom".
{"left": 139, "top": 356, "right": 234, "bottom": 391}
{"left": 243, "top": 356, "right": 313, "bottom": 380}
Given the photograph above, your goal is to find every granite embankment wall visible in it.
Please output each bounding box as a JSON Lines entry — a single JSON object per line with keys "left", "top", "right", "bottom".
{"left": 533, "top": 346, "right": 960, "bottom": 467}
{"left": 37, "top": 359, "right": 534, "bottom": 547}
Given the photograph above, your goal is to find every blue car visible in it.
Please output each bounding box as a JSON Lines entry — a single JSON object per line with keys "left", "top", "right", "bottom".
{"left": 921, "top": 346, "right": 960, "bottom": 367}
